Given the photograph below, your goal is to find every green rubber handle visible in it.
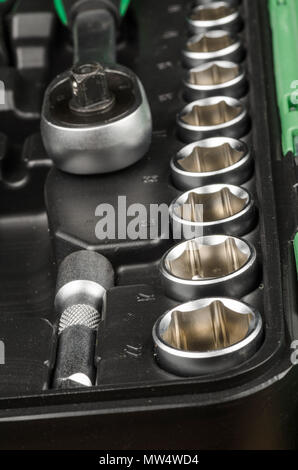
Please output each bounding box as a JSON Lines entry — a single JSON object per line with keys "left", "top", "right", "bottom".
{"left": 269, "top": 0, "right": 298, "bottom": 156}
{"left": 54, "top": 0, "right": 131, "bottom": 25}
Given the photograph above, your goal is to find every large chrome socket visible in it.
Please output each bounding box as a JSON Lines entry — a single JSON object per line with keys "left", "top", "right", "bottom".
{"left": 177, "top": 96, "right": 249, "bottom": 143}
{"left": 153, "top": 297, "right": 263, "bottom": 376}
{"left": 187, "top": 2, "right": 243, "bottom": 35}
{"left": 184, "top": 61, "right": 247, "bottom": 101}
{"left": 170, "top": 184, "right": 256, "bottom": 238}
{"left": 160, "top": 235, "right": 258, "bottom": 301}
{"left": 182, "top": 31, "right": 244, "bottom": 69}
{"left": 171, "top": 138, "right": 252, "bottom": 190}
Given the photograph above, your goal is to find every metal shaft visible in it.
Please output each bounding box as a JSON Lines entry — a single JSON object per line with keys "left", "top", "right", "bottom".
{"left": 73, "top": 8, "right": 116, "bottom": 64}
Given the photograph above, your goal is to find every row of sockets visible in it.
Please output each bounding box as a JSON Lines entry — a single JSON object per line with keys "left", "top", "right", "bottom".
{"left": 152, "top": 1, "right": 263, "bottom": 377}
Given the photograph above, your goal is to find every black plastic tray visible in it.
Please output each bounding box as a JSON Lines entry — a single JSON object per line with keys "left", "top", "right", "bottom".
{"left": 0, "top": 0, "right": 297, "bottom": 450}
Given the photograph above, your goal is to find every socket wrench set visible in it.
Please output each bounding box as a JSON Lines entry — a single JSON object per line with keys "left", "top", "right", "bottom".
{"left": 0, "top": 0, "right": 297, "bottom": 450}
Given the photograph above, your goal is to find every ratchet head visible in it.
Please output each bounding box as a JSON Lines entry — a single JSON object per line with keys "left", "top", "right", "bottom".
{"left": 41, "top": 62, "right": 152, "bottom": 174}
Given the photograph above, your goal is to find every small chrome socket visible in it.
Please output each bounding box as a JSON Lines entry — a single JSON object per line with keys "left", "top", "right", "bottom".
{"left": 153, "top": 297, "right": 263, "bottom": 376}
{"left": 171, "top": 138, "right": 252, "bottom": 190}
{"left": 187, "top": 2, "right": 243, "bottom": 35}
{"left": 160, "top": 235, "right": 258, "bottom": 302}
{"left": 177, "top": 96, "right": 249, "bottom": 143}
{"left": 183, "top": 61, "right": 247, "bottom": 101}
{"left": 170, "top": 184, "right": 256, "bottom": 238}
{"left": 182, "top": 31, "right": 244, "bottom": 69}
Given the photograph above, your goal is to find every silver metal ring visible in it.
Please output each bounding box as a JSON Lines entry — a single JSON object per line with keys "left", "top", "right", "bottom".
{"left": 171, "top": 138, "right": 252, "bottom": 190}
{"left": 183, "top": 61, "right": 247, "bottom": 101}
{"left": 177, "top": 96, "right": 249, "bottom": 143}
{"left": 55, "top": 280, "right": 106, "bottom": 315}
{"left": 153, "top": 297, "right": 263, "bottom": 376}
{"left": 187, "top": 2, "right": 242, "bottom": 34}
{"left": 170, "top": 184, "right": 256, "bottom": 238}
{"left": 160, "top": 235, "right": 259, "bottom": 301}
{"left": 182, "top": 30, "right": 244, "bottom": 68}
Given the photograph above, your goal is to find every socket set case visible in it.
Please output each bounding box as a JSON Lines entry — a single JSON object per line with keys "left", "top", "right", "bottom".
{"left": 0, "top": 0, "right": 297, "bottom": 450}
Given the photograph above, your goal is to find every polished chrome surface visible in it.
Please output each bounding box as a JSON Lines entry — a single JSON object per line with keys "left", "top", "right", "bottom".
{"left": 191, "top": 4, "right": 236, "bottom": 22}
{"left": 187, "top": 33, "right": 234, "bottom": 53}
{"left": 170, "top": 184, "right": 255, "bottom": 237}
{"left": 179, "top": 141, "right": 242, "bottom": 172}
{"left": 160, "top": 235, "right": 259, "bottom": 301}
{"left": 153, "top": 297, "right": 263, "bottom": 376}
{"left": 165, "top": 237, "right": 249, "bottom": 280}
{"left": 174, "top": 186, "right": 248, "bottom": 223}
{"left": 41, "top": 65, "right": 152, "bottom": 174}
{"left": 55, "top": 280, "right": 106, "bottom": 316}
{"left": 171, "top": 138, "right": 252, "bottom": 189}
{"left": 181, "top": 100, "right": 241, "bottom": 126}
{"left": 189, "top": 62, "right": 239, "bottom": 86}
{"left": 182, "top": 31, "right": 244, "bottom": 68}
{"left": 177, "top": 96, "right": 249, "bottom": 142}
{"left": 187, "top": 2, "right": 242, "bottom": 34}
{"left": 184, "top": 61, "right": 247, "bottom": 100}
{"left": 163, "top": 300, "right": 252, "bottom": 351}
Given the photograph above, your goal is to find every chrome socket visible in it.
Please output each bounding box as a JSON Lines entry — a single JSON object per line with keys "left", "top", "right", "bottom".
{"left": 170, "top": 184, "right": 256, "bottom": 238}
{"left": 183, "top": 61, "right": 247, "bottom": 101}
{"left": 171, "top": 138, "right": 252, "bottom": 190}
{"left": 182, "top": 31, "right": 244, "bottom": 69}
{"left": 153, "top": 297, "right": 263, "bottom": 376}
{"left": 177, "top": 96, "right": 249, "bottom": 143}
{"left": 187, "top": 2, "right": 243, "bottom": 35}
{"left": 160, "top": 235, "right": 258, "bottom": 302}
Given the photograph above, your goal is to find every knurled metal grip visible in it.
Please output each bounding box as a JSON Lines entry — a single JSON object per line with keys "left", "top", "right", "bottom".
{"left": 53, "top": 251, "right": 115, "bottom": 389}
{"left": 58, "top": 304, "right": 100, "bottom": 334}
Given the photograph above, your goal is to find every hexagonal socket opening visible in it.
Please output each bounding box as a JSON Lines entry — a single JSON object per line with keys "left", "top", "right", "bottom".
{"left": 187, "top": 32, "right": 235, "bottom": 53}
{"left": 174, "top": 186, "right": 248, "bottom": 222}
{"left": 181, "top": 100, "right": 242, "bottom": 127}
{"left": 165, "top": 237, "right": 250, "bottom": 280}
{"left": 190, "top": 3, "right": 236, "bottom": 22}
{"left": 177, "top": 141, "right": 244, "bottom": 173}
{"left": 162, "top": 300, "right": 254, "bottom": 352}
{"left": 188, "top": 62, "right": 240, "bottom": 86}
